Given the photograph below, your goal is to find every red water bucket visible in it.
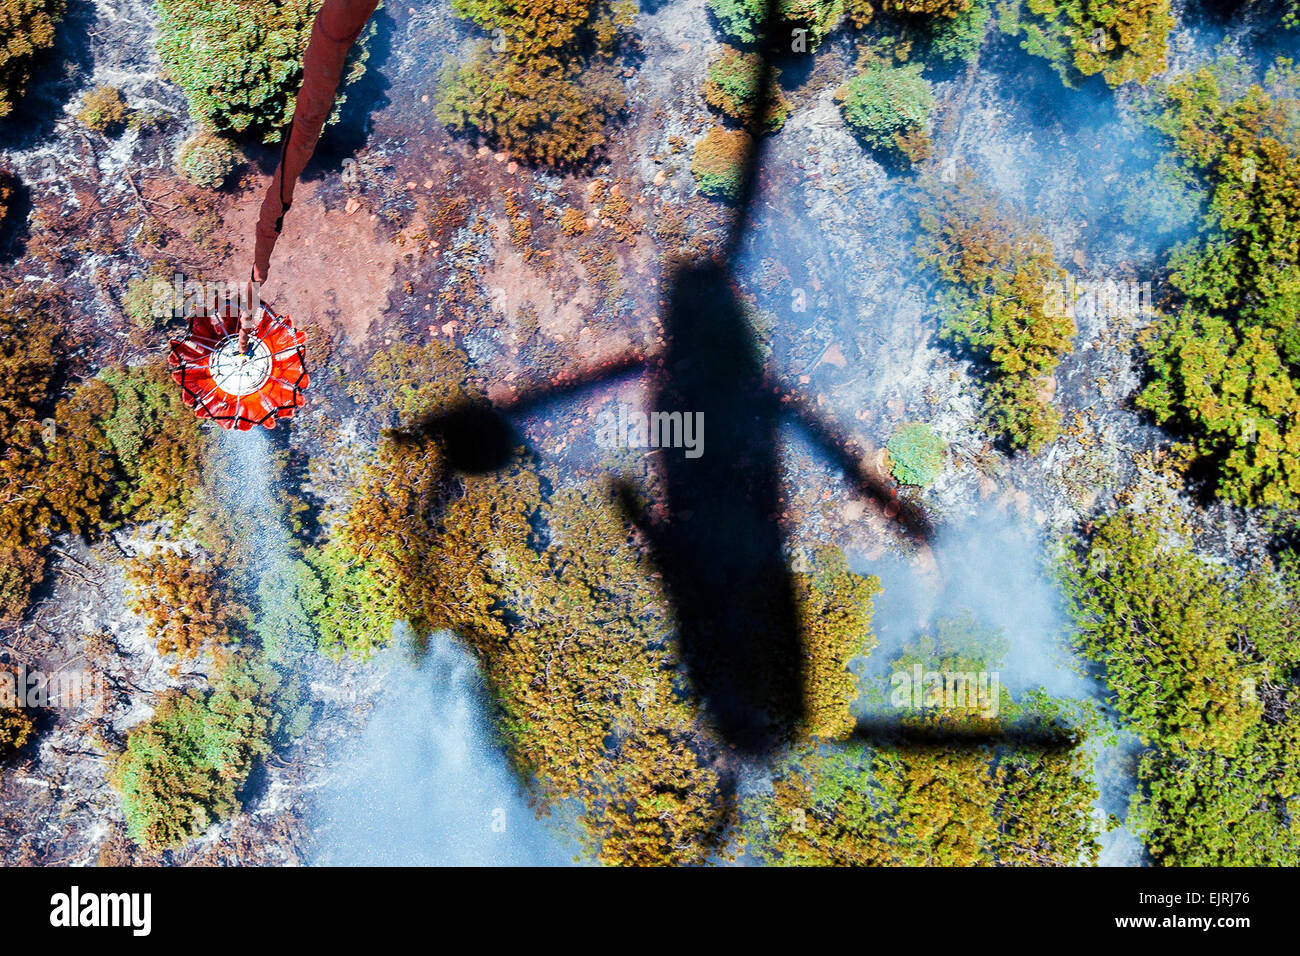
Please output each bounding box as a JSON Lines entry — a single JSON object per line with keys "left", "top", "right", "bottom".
{"left": 168, "top": 303, "right": 309, "bottom": 430}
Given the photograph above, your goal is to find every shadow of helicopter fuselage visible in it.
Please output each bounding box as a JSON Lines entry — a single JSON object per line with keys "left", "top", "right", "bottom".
{"left": 409, "top": 257, "right": 941, "bottom": 757}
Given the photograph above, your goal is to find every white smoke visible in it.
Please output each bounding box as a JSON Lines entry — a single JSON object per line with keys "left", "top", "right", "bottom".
{"left": 310, "top": 632, "right": 577, "bottom": 866}
{"left": 853, "top": 512, "right": 1090, "bottom": 699}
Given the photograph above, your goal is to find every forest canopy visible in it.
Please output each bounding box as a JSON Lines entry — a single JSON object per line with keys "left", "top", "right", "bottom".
{"left": 917, "top": 172, "right": 1075, "bottom": 453}
{"left": 744, "top": 617, "right": 1100, "bottom": 866}
{"left": 111, "top": 661, "right": 275, "bottom": 849}
{"left": 436, "top": 0, "right": 636, "bottom": 166}
{"left": 1138, "top": 60, "right": 1300, "bottom": 506}
{"left": 154, "top": 0, "right": 373, "bottom": 141}
{"left": 999, "top": 0, "right": 1173, "bottom": 88}
{"left": 1062, "top": 480, "right": 1300, "bottom": 864}
{"left": 0, "top": 286, "right": 206, "bottom": 623}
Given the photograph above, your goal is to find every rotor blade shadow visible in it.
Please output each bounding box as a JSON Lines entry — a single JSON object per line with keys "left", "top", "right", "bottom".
{"left": 849, "top": 717, "right": 1082, "bottom": 753}
{"left": 385, "top": 351, "right": 647, "bottom": 473}
{"left": 782, "top": 392, "right": 935, "bottom": 546}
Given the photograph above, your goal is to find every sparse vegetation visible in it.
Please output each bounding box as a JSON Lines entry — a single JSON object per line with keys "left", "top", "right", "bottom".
{"left": 559, "top": 206, "right": 590, "bottom": 236}
{"left": 887, "top": 422, "right": 947, "bottom": 486}
{"left": 917, "top": 171, "right": 1074, "bottom": 453}
{"left": 175, "top": 131, "right": 237, "bottom": 189}
{"left": 75, "top": 85, "right": 128, "bottom": 133}
{"left": 838, "top": 59, "right": 935, "bottom": 163}
{"left": 690, "top": 125, "right": 751, "bottom": 201}
{"left": 589, "top": 179, "right": 643, "bottom": 242}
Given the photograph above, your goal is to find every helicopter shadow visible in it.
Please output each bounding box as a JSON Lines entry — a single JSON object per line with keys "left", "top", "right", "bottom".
{"left": 393, "top": 0, "right": 1074, "bottom": 759}
{"left": 397, "top": 257, "right": 937, "bottom": 757}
